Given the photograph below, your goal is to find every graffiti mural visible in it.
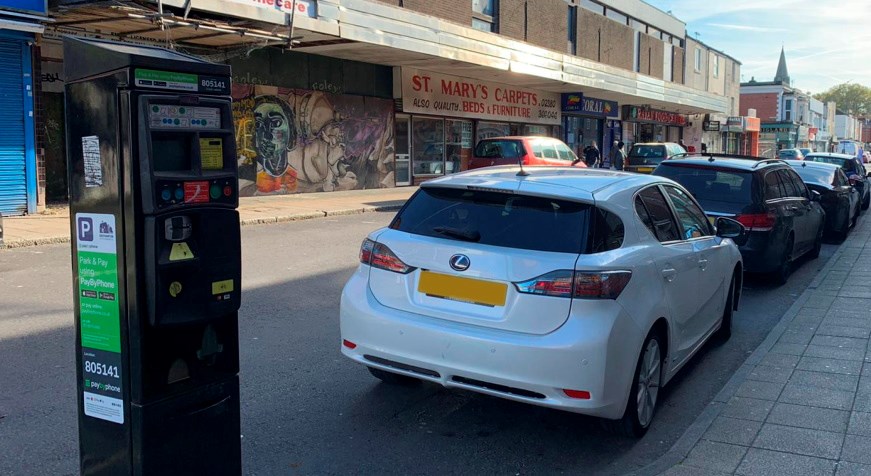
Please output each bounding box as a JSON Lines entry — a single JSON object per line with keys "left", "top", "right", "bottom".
{"left": 232, "top": 84, "right": 395, "bottom": 195}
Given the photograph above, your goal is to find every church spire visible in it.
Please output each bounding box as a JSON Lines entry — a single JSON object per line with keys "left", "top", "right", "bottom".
{"left": 774, "top": 47, "right": 790, "bottom": 85}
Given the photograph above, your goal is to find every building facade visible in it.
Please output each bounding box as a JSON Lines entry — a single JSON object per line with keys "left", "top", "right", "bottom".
{"left": 42, "top": 0, "right": 731, "bottom": 199}
{"left": 683, "top": 37, "right": 742, "bottom": 154}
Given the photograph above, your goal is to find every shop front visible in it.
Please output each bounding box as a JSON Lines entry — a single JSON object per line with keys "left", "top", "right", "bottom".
{"left": 399, "top": 68, "right": 561, "bottom": 185}
{"left": 723, "top": 116, "right": 743, "bottom": 154}
{"left": 743, "top": 117, "right": 761, "bottom": 156}
{"left": 762, "top": 122, "right": 799, "bottom": 150}
{"left": 0, "top": 1, "right": 44, "bottom": 215}
{"left": 561, "top": 93, "right": 620, "bottom": 162}
{"left": 621, "top": 106, "right": 686, "bottom": 151}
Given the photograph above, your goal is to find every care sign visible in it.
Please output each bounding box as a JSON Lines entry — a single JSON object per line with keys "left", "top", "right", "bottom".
{"left": 401, "top": 69, "right": 561, "bottom": 125}
{"left": 76, "top": 213, "right": 124, "bottom": 424}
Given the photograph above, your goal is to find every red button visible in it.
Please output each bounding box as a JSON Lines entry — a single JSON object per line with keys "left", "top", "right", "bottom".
{"left": 223, "top": 185, "right": 232, "bottom": 197}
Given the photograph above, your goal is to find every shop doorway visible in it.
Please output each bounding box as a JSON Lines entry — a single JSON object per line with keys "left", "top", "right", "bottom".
{"left": 394, "top": 115, "right": 411, "bottom": 186}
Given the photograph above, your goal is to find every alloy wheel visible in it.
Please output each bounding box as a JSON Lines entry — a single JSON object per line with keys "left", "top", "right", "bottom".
{"left": 636, "top": 339, "right": 661, "bottom": 428}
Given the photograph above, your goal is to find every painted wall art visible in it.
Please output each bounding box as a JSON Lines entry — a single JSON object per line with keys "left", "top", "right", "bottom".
{"left": 232, "top": 84, "right": 396, "bottom": 195}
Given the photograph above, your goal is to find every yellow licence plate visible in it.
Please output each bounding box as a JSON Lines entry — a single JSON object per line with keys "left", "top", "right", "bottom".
{"left": 418, "top": 271, "right": 507, "bottom": 307}
{"left": 637, "top": 167, "right": 654, "bottom": 173}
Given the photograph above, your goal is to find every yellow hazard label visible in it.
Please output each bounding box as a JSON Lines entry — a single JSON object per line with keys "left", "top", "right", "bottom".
{"left": 212, "top": 279, "right": 234, "bottom": 295}
{"left": 169, "top": 242, "right": 194, "bottom": 261}
{"left": 169, "top": 281, "right": 183, "bottom": 297}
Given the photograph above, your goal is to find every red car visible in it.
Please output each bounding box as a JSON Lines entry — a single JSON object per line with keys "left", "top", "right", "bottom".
{"left": 468, "top": 136, "right": 587, "bottom": 169}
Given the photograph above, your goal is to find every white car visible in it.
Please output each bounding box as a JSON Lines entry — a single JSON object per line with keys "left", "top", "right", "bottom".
{"left": 340, "top": 166, "right": 746, "bottom": 437}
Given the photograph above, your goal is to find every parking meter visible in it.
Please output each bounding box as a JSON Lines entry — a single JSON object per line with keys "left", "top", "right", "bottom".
{"left": 65, "top": 37, "right": 241, "bottom": 475}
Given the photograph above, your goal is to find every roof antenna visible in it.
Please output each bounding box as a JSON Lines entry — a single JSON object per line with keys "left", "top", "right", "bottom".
{"left": 516, "top": 157, "right": 529, "bottom": 176}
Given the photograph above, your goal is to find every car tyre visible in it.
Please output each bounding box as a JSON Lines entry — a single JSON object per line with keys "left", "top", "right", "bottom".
{"left": 715, "top": 276, "right": 736, "bottom": 341}
{"left": 603, "top": 330, "right": 663, "bottom": 438}
{"left": 367, "top": 366, "right": 420, "bottom": 386}
{"left": 774, "top": 235, "right": 794, "bottom": 285}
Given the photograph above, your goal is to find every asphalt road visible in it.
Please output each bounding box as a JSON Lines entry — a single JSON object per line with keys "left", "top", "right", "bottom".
{"left": 0, "top": 212, "right": 839, "bottom": 475}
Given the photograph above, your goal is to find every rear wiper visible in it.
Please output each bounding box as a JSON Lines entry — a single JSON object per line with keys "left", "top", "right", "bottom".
{"left": 432, "top": 226, "right": 481, "bottom": 242}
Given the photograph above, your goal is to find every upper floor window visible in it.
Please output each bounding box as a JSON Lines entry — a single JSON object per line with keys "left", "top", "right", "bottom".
{"left": 712, "top": 55, "right": 720, "bottom": 78}
{"left": 732, "top": 62, "right": 737, "bottom": 79}
{"left": 580, "top": 0, "right": 603, "bottom": 14}
{"left": 472, "top": 0, "right": 497, "bottom": 32}
{"left": 605, "top": 8, "right": 627, "bottom": 25}
{"left": 567, "top": 5, "right": 577, "bottom": 55}
{"left": 694, "top": 48, "right": 702, "bottom": 72}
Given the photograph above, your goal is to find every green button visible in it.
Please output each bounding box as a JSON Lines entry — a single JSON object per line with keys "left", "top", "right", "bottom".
{"left": 152, "top": 105, "right": 159, "bottom": 112}
{"left": 180, "top": 107, "right": 186, "bottom": 114}
{"left": 209, "top": 184, "right": 221, "bottom": 199}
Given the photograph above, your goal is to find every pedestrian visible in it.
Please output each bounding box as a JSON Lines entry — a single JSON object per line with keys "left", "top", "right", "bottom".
{"left": 613, "top": 141, "right": 626, "bottom": 171}
{"left": 582, "top": 141, "right": 601, "bottom": 168}
{"left": 607, "top": 140, "right": 620, "bottom": 169}
{"left": 701, "top": 142, "right": 708, "bottom": 154}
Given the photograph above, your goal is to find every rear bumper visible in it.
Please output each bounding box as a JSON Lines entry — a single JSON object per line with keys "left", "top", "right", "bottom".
{"left": 339, "top": 269, "right": 643, "bottom": 420}
{"left": 738, "top": 231, "right": 784, "bottom": 273}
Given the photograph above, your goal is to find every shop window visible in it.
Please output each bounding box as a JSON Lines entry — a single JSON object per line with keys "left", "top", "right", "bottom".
{"left": 446, "top": 119, "right": 473, "bottom": 173}
{"left": 472, "top": 0, "right": 498, "bottom": 32}
{"left": 413, "top": 117, "right": 445, "bottom": 175}
{"left": 476, "top": 121, "right": 511, "bottom": 143}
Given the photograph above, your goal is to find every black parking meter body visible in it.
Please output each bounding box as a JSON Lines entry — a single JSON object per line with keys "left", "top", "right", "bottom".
{"left": 65, "top": 37, "right": 241, "bottom": 476}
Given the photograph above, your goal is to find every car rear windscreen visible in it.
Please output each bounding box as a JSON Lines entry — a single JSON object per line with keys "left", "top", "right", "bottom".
{"left": 807, "top": 156, "right": 856, "bottom": 173}
{"left": 791, "top": 165, "right": 835, "bottom": 187}
{"left": 391, "top": 187, "right": 590, "bottom": 253}
{"left": 655, "top": 165, "right": 753, "bottom": 205}
{"left": 628, "top": 145, "right": 666, "bottom": 165}
{"left": 474, "top": 140, "right": 524, "bottom": 159}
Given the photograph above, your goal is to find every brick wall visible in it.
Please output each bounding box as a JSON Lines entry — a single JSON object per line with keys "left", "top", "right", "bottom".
{"left": 577, "top": 9, "right": 633, "bottom": 70}
{"left": 672, "top": 46, "right": 684, "bottom": 84}
{"left": 403, "top": 0, "right": 472, "bottom": 26}
{"left": 524, "top": 0, "right": 568, "bottom": 53}
{"left": 499, "top": 0, "right": 526, "bottom": 41}
{"left": 741, "top": 93, "right": 779, "bottom": 121}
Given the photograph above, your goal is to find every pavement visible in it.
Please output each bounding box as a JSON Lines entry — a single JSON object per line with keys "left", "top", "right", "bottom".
{"left": 639, "top": 213, "right": 871, "bottom": 476}
{"left": 0, "top": 187, "right": 417, "bottom": 249}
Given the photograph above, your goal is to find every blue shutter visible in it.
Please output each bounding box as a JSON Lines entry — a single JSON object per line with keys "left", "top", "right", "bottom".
{"left": 0, "top": 37, "right": 27, "bottom": 215}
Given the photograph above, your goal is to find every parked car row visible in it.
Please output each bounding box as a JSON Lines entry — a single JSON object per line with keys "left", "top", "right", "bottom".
{"left": 338, "top": 142, "right": 865, "bottom": 440}
{"left": 342, "top": 165, "right": 747, "bottom": 438}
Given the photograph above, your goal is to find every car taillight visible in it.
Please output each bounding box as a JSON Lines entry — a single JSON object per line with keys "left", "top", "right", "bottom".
{"left": 359, "top": 238, "right": 415, "bottom": 274}
{"left": 735, "top": 212, "right": 776, "bottom": 232}
{"left": 514, "top": 270, "right": 631, "bottom": 300}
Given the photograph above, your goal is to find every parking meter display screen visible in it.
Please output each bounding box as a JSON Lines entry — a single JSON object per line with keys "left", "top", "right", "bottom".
{"left": 152, "top": 136, "right": 192, "bottom": 172}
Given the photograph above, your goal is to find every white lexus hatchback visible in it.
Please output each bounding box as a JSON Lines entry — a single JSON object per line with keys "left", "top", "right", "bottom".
{"left": 340, "top": 166, "right": 745, "bottom": 436}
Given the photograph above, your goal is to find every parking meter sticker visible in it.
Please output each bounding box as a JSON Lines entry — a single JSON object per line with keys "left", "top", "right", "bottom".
{"left": 184, "top": 181, "right": 210, "bottom": 203}
{"left": 75, "top": 213, "right": 121, "bottom": 355}
{"left": 81, "top": 136, "right": 102, "bottom": 188}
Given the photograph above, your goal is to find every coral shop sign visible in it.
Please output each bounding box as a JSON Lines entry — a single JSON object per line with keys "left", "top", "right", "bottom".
{"left": 401, "top": 69, "right": 560, "bottom": 125}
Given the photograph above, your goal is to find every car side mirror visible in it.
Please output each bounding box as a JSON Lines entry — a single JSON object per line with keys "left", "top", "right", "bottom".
{"left": 716, "top": 217, "right": 749, "bottom": 246}
{"left": 810, "top": 190, "right": 821, "bottom": 202}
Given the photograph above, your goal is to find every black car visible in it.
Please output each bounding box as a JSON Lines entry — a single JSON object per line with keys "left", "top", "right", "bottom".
{"left": 805, "top": 152, "right": 870, "bottom": 210}
{"left": 653, "top": 156, "right": 825, "bottom": 283}
{"left": 789, "top": 161, "right": 860, "bottom": 241}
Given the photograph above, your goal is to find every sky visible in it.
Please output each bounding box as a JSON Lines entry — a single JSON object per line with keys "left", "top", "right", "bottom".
{"left": 644, "top": 0, "right": 871, "bottom": 95}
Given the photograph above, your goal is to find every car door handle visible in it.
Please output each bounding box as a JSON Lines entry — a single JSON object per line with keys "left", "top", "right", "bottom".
{"left": 788, "top": 206, "right": 799, "bottom": 211}
{"left": 698, "top": 259, "right": 708, "bottom": 270}
{"left": 661, "top": 268, "right": 677, "bottom": 282}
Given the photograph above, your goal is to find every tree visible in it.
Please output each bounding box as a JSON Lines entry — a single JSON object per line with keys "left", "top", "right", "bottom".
{"left": 813, "top": 83, "right": 871, "bottom": 116}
